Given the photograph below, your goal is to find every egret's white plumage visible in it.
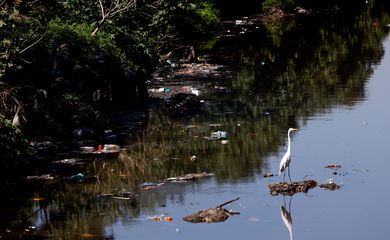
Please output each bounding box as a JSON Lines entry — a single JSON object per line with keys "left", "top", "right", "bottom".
{"left": 279, "top": 128, "right": 298, "bottom": 182}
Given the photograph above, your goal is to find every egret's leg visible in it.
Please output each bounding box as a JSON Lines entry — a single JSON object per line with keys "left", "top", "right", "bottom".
{"left": 288, "top": 196, "right": 292, "bottom": 212}
{"left": 283, "top": 171, "right": 286, "bottom": 182}
{"left": 288, "top": 166, "right": 292, "bottom": 183}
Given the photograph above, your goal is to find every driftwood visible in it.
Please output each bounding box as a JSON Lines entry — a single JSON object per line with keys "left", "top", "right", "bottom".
{"left": 269, "top": 180, "right": 318, "bottom": 196}
{"left": 269, "top": 180, "right": 341, "bottom": 196}
{"left": 26, "top": 174, "right": 54, "bottom": 181}
{"left": 183, "top": 197, "right": 240, "bottom": 223}
{"left": 166, "top": 172, "right": 214, "bottom": 182}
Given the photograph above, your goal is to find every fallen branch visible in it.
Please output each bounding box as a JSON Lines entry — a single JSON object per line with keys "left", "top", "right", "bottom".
{"left": 216, "top": 197, "right": 240, "bottom": 208}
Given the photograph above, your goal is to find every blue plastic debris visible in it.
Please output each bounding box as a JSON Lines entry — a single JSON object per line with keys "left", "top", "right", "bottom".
{"left": 70, "top": 173, "right": 85, "bottom": 183}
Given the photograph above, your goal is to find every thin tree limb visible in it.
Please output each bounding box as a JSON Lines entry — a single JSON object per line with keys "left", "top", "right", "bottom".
{"left": 92, "top": 0, "right": 136, "bottom": 36}
{"left": 18, "top": 28, "right": 48, "bottom": 55}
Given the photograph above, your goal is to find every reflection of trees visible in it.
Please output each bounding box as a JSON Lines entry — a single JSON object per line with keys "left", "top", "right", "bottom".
{"left": 110, "top": 4, "right": 390, "bottom": 185}
{"left": 230, "top": 8, "right": 389, "bottom": 119}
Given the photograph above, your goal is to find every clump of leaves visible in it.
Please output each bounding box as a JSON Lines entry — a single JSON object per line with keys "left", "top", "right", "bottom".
{"left": 47, "top": 19, "right": 131, "bottom": 68}
{"left": 175, "top": 0, "right": 221, "bottom": 37}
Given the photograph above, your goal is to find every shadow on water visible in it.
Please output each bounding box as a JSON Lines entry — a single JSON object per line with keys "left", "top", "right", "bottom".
{"left": 2, "top": 3, "right": 390, "bottom": 239}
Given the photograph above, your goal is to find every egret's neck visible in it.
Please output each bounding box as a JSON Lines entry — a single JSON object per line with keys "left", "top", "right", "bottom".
{"left": 287, "top": 132, "right": 292, "bottom": 153}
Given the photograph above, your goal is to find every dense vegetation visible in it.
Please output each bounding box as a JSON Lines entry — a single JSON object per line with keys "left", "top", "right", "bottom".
{"left": 0, "top": 0, "right": 385, "bottom": 169}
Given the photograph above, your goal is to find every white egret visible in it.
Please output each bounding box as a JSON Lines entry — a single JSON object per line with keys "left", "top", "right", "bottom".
{"left": 279, "top": 128, "right": 299, "bottom": 182}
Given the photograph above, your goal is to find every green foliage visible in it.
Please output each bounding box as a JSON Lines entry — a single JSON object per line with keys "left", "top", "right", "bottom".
{"left": 262, "top": 0, "right": 296, "bottom": 11}
{"left": 61, "top": 93, "right": 101, "bottom": 127}
{"left": 0, "top": 5, "right": 47, "bottom": 78}
{"left": 0, "top": 114, "right": 29, "bottom": 168}
{"left": 47, "top": 19, "right": 132, "bottom": 68}
{"left": 177, "top": 0, "right": 221, "bottom": 36}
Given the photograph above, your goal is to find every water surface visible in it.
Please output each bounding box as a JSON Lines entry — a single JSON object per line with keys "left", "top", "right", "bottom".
{"left": 2, "top": 8, "right": 390, "bottom": 240}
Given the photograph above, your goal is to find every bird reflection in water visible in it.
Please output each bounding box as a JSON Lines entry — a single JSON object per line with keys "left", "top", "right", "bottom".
{"left": 280, "top": 196, "right": 293, "bottom": 240}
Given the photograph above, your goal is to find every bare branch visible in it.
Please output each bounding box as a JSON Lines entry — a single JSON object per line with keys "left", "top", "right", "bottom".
{"left": 98, "top": 0, "right": 105, "bottom": 18}
{"left": 92, "top": 0, "right": 136, "bottom": 36}
{"left": 19, "top": 28, "right": 48, "bottom": 55}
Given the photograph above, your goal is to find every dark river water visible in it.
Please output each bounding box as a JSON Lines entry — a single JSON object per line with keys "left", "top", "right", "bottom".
{"left": 2, "top": 6, "right": 390, "bottom": 240}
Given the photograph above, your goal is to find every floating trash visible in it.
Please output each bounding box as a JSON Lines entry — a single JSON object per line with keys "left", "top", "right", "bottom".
{"left": 141, "top": 182, "right": 165, "bottom": 190}
{"left": 29, "top": 140, "right": 53, "bottom": 148}
{"left": 26, "top": 174, "right": 54, "bottom": 181}
{"left": 220, "top": 140, "right": 229, "bottom": 144}
{"left": 204, "top": 131, "right": 228, "bottom": 140}
{"left": 80, "top": 233, "right": 97, "bottom": 238}
{"left": 190, "top": 87, "right": 200, "bottom": 96}
{"left": 147, "top": 214, "right": 167, "bottom": 222}
{"left": 31, "top": 197, "right": 47, "bottom": 201}
{"left": 103, "top": 144, "right": 120, "bottom": 150}
{"left": 74, "top": 128, "right": 95, "bottom": 138}
{"left": 70, "top": 173, "right": 85, "bottom": 183}
{"left": 263, "top": 172, "right": 274, "bottom": 178}
{"left": 325, "top": 164, "right": 341, "bottom": 170}
{"left": 166, "top": 172, "right": 214, "bottom": 182}
{"left": 80, "top": 146, "right": 94, "bottom": 153}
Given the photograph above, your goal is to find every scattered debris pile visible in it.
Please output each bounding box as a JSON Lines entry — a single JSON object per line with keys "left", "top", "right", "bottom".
{"left": 269, "top": 180, "right": 318, "bottom": 196}
{"left": 183, "top": 197, "right": 240, "bottom": 223}
{"left": 268, "top": 179, "right": 341, "bottom": 196}
{"left": 318, "top": 182, "right": 340, "bottom": 190}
